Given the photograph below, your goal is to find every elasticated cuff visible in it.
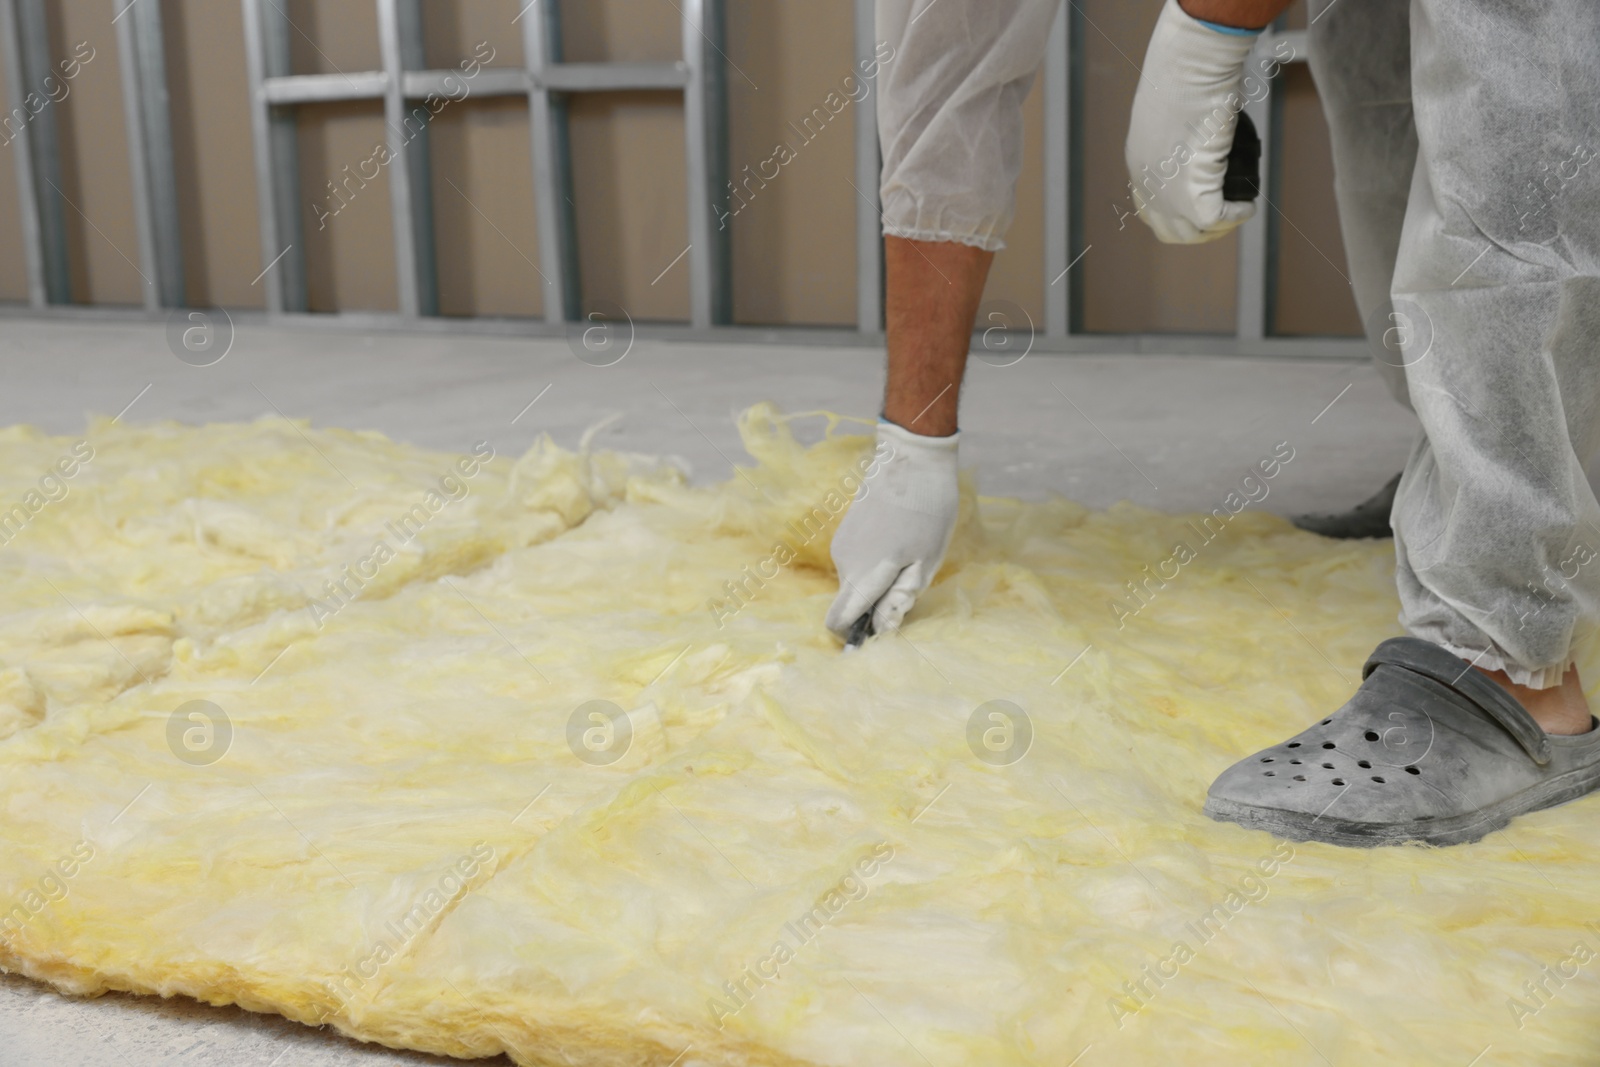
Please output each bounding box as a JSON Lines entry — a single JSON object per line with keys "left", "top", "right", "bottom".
{"left": 1194, "top": 17, "right": 1264, "bottom": 36}
{"left": 879, "top": 187, "right": 1010, "bottom": 252}
{"left": 881, "top": 224, "right": 1006, "bottom": 253}
{"left": 877, "top": 419, "right": 960, "bottom": 449}
{"left": 1427, "top": 637, "right": 1571, "bottom": 691}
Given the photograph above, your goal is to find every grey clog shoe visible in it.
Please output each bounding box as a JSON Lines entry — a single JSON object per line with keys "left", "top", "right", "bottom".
{"left": 1291, "top": 472, "right": 1400, "bottom": 540}
{"left": 1206, "top": 637, "right": 1600, "bottom": 847}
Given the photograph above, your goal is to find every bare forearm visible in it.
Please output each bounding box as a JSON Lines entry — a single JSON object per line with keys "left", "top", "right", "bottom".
{"left": 1177, "top": 0, "right": 1292, "bottom": 29}
{"left": 881, "top": 236, "right": 994, "bottom": 438}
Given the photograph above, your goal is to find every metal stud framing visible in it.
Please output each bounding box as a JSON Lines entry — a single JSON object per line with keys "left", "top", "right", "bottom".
{"left": 238, "top": 0, "right": 727, "bottom": 327}
{"left": 852, "top": 0, "right": 883, "bottom": 335}
{"left": 1234, "top": 25, "right": 1304, "bottom": 342}
{"left": 241, "top": 0, "right": 308, "bottom": 312}
{"left": 376, "top": 0, "right": 435, "bottom": 318}
{"left": 1042, "top": 0, "right": 1075, "bottom": 338}
{"left": 3, "top": 0, "right": 1350, "bottom": 356}
{"left": 114, "top": 0, "right": 185, "bottom": 309}
{"left": 2, "top": 0, "right": 70, "bottom": 306}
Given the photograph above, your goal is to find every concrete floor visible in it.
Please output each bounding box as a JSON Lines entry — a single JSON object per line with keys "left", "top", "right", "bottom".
{"left": 0, "top": 318, "right": 1417, "bottom": 1065}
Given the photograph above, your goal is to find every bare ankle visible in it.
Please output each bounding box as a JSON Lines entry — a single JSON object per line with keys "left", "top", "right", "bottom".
{"left": 1474, "top": 664, "right": 1594, "bottom": 736}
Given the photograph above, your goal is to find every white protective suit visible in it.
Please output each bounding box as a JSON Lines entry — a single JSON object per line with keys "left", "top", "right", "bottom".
{"left": 876, "top": 0, "right": 1600, "bottom": 687}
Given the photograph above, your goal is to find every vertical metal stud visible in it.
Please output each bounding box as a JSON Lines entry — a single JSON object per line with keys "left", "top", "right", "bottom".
{"left": 681, "top": 0, "right": 729, "bottom": 328}
{"left": 393, "top": 0, "right": 435, "bottom": 315}
{"left": 1042, "top": 0, "right": 1072, "bottom": 338}
{"left": 114, "top": 0, "right": 185, "bottom": 309}
{"left": 241, "top": 0, "right": 306, "bottom": 313}
{"left": 375, "top": 0, "right": 416, "bottom": 317}
{"left": 1233, "top": 96, "right": 1270, "bottom": 341}
{"left": 521, "top": 0, "right": 578, "bottom": 323}
{"left": 853, "top": 0, "right": 882, "bottom": 335}
{"left": 1234, "top": 30, "right": 1283, "bottom": 343}
{"left": 0, "top": 0, "right": 45, "bottom": 306}
{"left": 4, "top": 0, "right": 70, "bottom": 305}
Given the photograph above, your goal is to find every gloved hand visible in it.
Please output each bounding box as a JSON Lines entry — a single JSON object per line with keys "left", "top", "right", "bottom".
{"left": 1125, "top": 0, "right": 1261, "bottom": 243}
{"left": 825, "top": 420, "right": 959, "bottom": 641}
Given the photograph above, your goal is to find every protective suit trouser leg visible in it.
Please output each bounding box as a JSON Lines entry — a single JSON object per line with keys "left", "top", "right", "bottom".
{"left": 1305, "top": 0, "right": 1417, "bottom": 409}
{"left": 876, "top": 0, "right": 1058, "bottom": 251}
{"left": 1391, "top": 0, "right": 1600, "bottom": 687}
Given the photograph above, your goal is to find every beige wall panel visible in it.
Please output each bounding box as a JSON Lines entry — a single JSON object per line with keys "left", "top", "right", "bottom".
{"left": 560, "top": 2, "right": 687, "bottom": 322}
{"left": 0, "top": 45, "right": 25, "bottom": 301}
{"left": 1079, "top": 0, "right": 1234, "bottom": 334}
{"left": 164, "top": 0, "right": 264, "bottom": 309}
{"left": 724, "top": 0, "right": 857, "bottom": 326}
{"left": 561, "top": 0, "right": 681, "bottom": 63}
{"left": 286, "top": 0, "right": 380, "bottom": 75}
{"left": 567, "top": 92, "right": 689, "bottom": 322}
{"left": 982, "top": 75, "right": 1044, "bottom": 325}
{"left": 1273, "top": 65, "right": 1360, "bottom": 336}
{"left": 429, "top": 98, "right": 544, "bottom": 318}
{"left": 296, "top": 102, "right": 397, "bottom": 312}
{"left": 419, "top": 0, "right": 525, "bottom": 69}
{"left": 52, "top": 0, "right": 142, "bottom": 306}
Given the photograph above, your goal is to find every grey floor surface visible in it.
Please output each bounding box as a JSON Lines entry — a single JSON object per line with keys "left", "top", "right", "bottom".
{"left": 0, "top": 318, "right": 1417, "bottom": 1066}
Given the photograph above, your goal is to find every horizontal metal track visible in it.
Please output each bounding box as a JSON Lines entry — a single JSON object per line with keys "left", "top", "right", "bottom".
{"left": 543, "top": 61, "right": 689, "bottom": 91}
{"left": 0, "top": 303, "right": 1368, "bottom": 360}
{"left": 260, "top": 71, "right": 387, "bottom": 103}
{"left": 401, "top": 66, "right": 525, "bottom": 98}
{"left": 259, "top": 62, "right": 689, "bottom": 106}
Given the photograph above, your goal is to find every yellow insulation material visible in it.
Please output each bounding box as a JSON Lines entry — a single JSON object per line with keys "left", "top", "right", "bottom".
{"left": 0, "top": 407, "right": 1595, "bottom": 1066}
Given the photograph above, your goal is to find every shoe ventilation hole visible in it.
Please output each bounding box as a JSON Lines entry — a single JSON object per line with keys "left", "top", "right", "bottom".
{"left": 1293, "top": 775, "right": 1307, "bottom": 782}
{"left": 1321, "top": 719, "right": 1333, "bottom": 725}
{"left": 1289, "top": 759, "right": 1302, "bottom": 765}
{"left": 1331, "top": 778, "right": 1345, "bottom": 786}
{"left": 1357, "top": 760, "right": 1371, "bottom": 769}
{"left": 1321, "top": 762, "right": 1335, "bottom": 769}
{"left": 1264, "top": 771, "right": 1276, "bottom": 776}
{"left": 1322, "top": 741, "right": 1337, "bottom": 749}
{"left": 1405, "top": 765, "right": 1421, "bottom": 775}
{"left": 1287, "top": 742, "right": 1301, "bottom": 748}
{"left": 1371, "top": 776, "right": 1386, "bottom": 784}
{"left": 1364, "top": 731, "right": 1380, "bottom": 742}
{"left": 1260, "top": 757, "right": 1274, "bottom": 763}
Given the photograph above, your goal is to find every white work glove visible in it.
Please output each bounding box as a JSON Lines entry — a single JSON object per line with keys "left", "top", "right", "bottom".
{"left": 1125, "top": 0, "right": 1260, "bottom": 243}
{"left": 825, "top": 420, "right": 959, "bottom": 641}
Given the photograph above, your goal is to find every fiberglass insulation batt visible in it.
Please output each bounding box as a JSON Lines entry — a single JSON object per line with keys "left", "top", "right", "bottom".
{"left": 0, "top": 407, "right": 1596, "bottom": 1066}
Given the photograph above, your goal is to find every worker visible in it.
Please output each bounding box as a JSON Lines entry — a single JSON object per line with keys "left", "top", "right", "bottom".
{"left": 828, "top": 0, "right": 1600, "bottom": 846}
